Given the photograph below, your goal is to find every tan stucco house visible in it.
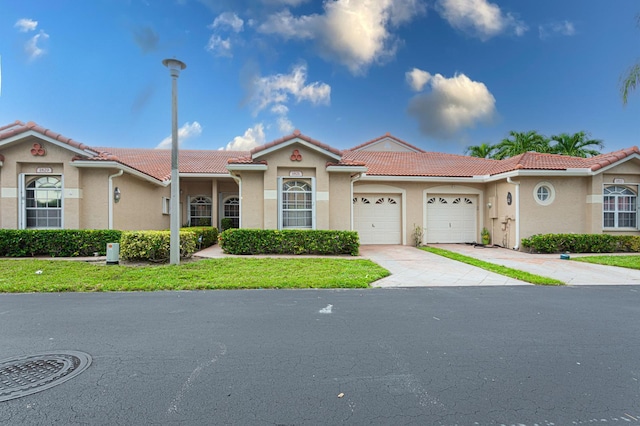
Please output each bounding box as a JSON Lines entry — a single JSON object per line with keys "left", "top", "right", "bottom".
{"left": 1, "top": 120, "right": 639, "bottom": 249}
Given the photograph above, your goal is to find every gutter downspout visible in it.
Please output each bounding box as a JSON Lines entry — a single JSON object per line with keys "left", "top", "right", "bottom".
{"left": 350, "top": 173, "right": 363, "bottom": 231}
{"left": 507, "top": 177, "right": 520, "bottom": 250}
{"left": 108, "top": 170, "right": 123, "bottom": 230}
{"left": 230, "top": 171, "right": 242, "bottom": 228}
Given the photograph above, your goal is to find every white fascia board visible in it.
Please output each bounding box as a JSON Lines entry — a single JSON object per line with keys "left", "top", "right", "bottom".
{"left": 358, "top": 174, "right": 485, "bottom": 183}
{"left": 486, "top": 169, "right": 593, "bottom": 182}
{"left": 326, "top": 166, "right": 368, "bottom": 173}
{"left": 1, "top": 130, "right": 98, "bottom": 156}
{"left": 71, "top": 161, "right": 168, "bottom": 186}
{"left": 253, "top": 138, "right": 342, "bottom": 161}
{"left": 180, "top": 173, "right": 232, "bottom": 178}
{"left": 590, "top": 153, "right": 640, "bottom": 174}
{"left": 226, "top": 164, "right": 268, "bottom": 171}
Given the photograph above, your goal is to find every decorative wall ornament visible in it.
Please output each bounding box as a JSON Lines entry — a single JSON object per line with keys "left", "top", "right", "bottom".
{"left": 31, "top": 143, "right": 46, "bottom": 156}
{"left": 290, "top": 149, "right": 302, "bottom": 161}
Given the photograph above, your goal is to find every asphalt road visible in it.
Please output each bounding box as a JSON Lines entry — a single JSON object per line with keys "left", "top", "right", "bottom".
{"left": 1, "top": 286, "right": 639, "bottom": 425}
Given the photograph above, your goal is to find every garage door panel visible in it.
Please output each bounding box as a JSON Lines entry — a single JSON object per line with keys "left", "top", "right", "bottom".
{"left": 354, "top": 194, "right": 401, "bottom": 245}
{"left": 426, "top": 195, "right": 477, "bottom": 243}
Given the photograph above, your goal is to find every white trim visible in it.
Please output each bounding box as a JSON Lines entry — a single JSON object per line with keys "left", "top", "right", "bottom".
{"left": 226, "top": 164, "right": 268, "bottom": 171}
{"left": 108, "top": 170, "right": 123, "bottom": 230}
{"left": 253, "top": 138, "right": 342, "bottom": 161}
{"left": 72, "top": 161, "right": 168, "bottom": 186}
{"left": 507, "top": 177, "right": 520, "bottom": 250}
{"left": 533, "top": 181, "right": 556, "bottom": 206}
{"left": 0, "top": 130, "right": 98, "bottom": 157}
{"left": 277, "top": 176, "right": 316, "bottom": 230}
{"left": 326, "top": 166, "right": 368, "bottom": 173}
{"left": 353, "top": 184, "right": 406, "bottom": 245}
{"left": 1, "top": 187, "right": 17, "bottom": 198}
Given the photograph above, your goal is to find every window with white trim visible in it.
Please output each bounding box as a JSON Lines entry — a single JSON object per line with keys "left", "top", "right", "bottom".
{"left": 603, "top": 186, "right": 637, "bottom": 229}
{"left": 26, "top": 176, "right": 62, "bottom": 229}
{"left": 222, "top": 196, "right": 240, "bottom": 228}
{"left": 281, "top": 179, "right": 313, "bottom": 229}
{"left": 533, "top": 182, "right": 555, "bottom": 206}
{"left": 189, "top": 196, "right": 212, "bottom": 226}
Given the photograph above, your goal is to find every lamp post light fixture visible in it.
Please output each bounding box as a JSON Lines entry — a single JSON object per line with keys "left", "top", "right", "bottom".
{"left": 162, "top": 58, "right": 186, "bottom": 265}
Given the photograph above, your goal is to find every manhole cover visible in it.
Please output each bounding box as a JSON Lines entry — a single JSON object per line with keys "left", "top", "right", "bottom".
{"left": 0, "top": 351, "right": 92, "bottom": 402}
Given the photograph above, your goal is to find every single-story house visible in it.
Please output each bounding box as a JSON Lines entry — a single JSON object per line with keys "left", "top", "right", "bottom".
{"left": 1, "top": 120, "right": 638, "bottom": 248}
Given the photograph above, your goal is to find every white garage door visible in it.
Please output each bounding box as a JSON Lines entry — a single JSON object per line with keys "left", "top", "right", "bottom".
{"left": 426, "top": 195, "right": 477, "bottom": 243}
{"left": 353, "top": 194, "right": 401, "bottom": 244}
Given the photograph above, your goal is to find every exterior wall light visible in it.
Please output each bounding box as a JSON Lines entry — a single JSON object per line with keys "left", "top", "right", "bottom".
{"left": 114, "top": 187, "right": 121, "bottom": 203}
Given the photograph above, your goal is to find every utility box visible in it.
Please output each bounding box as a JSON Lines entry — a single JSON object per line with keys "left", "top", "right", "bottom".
{"left": 106, "top": 243, "right": 120, "bottom": 265}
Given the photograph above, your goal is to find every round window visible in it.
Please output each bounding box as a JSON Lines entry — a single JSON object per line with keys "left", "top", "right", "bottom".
{"left": 533, "top": 182, "right": 555, "bottom": 206}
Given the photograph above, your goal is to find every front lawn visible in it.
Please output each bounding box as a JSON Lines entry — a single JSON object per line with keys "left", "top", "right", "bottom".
{"left": 572, "top": 255, "right": 640, "bottom": 270}
{"left": 420, "top": 246, "right": 564, "bottom": 286}
{"left": 0, "top": 258, "right": 390, "bottom": 293}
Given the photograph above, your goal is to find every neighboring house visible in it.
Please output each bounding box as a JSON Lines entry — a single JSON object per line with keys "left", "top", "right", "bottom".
{"left": 1, "top": 120, "right": 639, "bottom": 248}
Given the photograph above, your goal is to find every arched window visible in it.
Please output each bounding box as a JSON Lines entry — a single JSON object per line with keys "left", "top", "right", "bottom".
{"left": 189, "top": 196, "right": 212, "bottom": 227}
{"left": 282, "top": 180, "right": 312, "bottom": 229}
{"left": 222, "top": 196, "right": 240, "bottom": 229}
{"left": 603, "top": 186, "right": 637, "bottom": 228}
{"left": 26, "top": 176, "right": 62, "bottom": 228}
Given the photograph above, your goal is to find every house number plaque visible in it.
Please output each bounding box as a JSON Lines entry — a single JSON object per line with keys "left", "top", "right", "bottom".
{"left": 36, "top": 167, "right": 53, "bottom": 173}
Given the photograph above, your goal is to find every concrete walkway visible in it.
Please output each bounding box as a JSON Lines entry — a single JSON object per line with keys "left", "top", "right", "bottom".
{"left": 195, "top": 244, "right": 640, "bottom": 287}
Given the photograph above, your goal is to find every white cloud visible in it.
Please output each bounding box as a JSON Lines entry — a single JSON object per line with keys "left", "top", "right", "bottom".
{"left": 407, "top": 71, "right": 496, "bottom": 139}
{"left": 436, "top": 0, "right": 527, "bottom": 40}
{"left": 223, "top": 123, "right": 266, "bottom": 150}
{"left": 258, "top": 0, "right": 425, "bottom": 75}
{"left": 25, "top": 31, "right": 49, "bottom": 60}
{"left": 539, "top": 20, "right": 576, "bottom": 40}
{"left": 271, "top": 105, "right": 295, "bottom": 133}
{"left": 406, "top": 68, "right": 432, "bottom": 92}
{"left": 210, "top": 12, "right": 244, "bottom": 33}
{"left": 156, "top": 122, "right": 203, "bottom": 149}
{"left": 15, "top": 18, "right": 38, "bottom": 32}
{"left": 206, "top": 35, "right": 233, "bottom": 56}
{"left": 251, "top": 63, "right": 330, "bottom": 114}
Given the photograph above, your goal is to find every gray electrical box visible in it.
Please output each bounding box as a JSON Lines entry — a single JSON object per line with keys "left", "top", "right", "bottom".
{"left": 106, "top": 243, "right": 120, "bottom": 265}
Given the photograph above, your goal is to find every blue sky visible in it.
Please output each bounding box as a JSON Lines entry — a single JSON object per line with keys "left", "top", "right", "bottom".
{"left": 0, "top": 0, "right": 638, "bottom": 154}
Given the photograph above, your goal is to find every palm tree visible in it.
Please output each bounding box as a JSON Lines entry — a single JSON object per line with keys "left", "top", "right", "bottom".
{"left": 465, "top": 142, "right": 496, "bottom": 158}
{"left": 620, "top": 14, "right": 640, "bottom": 105}
{"left": 493, "top": 130, "right": 551, "bottom": 160}
{"left": 550, "top": 131, "right": 604, "bottom": 157}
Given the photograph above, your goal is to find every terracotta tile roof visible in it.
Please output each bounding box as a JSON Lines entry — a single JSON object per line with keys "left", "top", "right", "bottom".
{"left": 342, "top": 150, "right": 499, "bottom": 177}
{"left": 0, "top": 120, "right": 94, "bottom": 152}
{"left": 90, "top": 147, "right": 248, "bottom": 181}
{"left": 349, "top": 132, "right": 426, "bottom": 153}
{"left": 250, "top": 129, "right": 343, "bottom": 157}
{"left": 584, "top": 146, "right": 640, "bottom": 171}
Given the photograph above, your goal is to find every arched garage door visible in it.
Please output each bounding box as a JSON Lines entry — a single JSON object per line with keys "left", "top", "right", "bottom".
{"left": 353, "top": 194, "right": 401, "bottom": 244}
{"left": 426, "top": 195, "right": 477, "bottom": 243}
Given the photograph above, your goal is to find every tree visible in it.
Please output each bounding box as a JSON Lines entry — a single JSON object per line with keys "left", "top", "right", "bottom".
{"left": 464, "top": 142, "right": 496, "bottom": 158}
{"left": 550, "top": 131, "right": 604, "bottom": 157}
{"left": 493, "top": 130, "right": 551, "bottom": 160}
{"left": 620, "top": 14, "right": 640, "bottom": 105}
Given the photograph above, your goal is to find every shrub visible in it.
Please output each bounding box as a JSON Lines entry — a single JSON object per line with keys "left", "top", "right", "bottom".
{"left": 0, "top": 229, "right": 122, "bottom": 257}
{"left": 120, "top": 230, "right": 197, "bottom": 262}
{"left": 521, "top": 233, "right": 640, "bottom": 254}
{"left": 182, "top": 226, "right": 218, "bottom": 248}
{"left": 220, "top": 218, "right": 235, "bottom": 232}
{"left": 218, "top": 229, "right": 359, "bottom": 256}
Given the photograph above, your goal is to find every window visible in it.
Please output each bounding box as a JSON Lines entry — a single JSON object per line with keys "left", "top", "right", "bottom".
{"left": 189, "top": 196, "right": 212, "bottom": 226}
{"left": 533, "top": 182, "right": 555, "bottom": 206}
{"left": 603, "top": 186, "right": 637, "bottom": 229}
{"left": 26, "top": 176, "right": 62, "bottom": 228}
{"left": 222, "top": 196, "right": 240, "bottom": 229}
{"left": 281, "top": 180, "right": 313, "bottom": 229}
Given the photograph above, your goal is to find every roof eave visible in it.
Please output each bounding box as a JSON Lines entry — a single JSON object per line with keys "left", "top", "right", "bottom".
{"left": 253, "top": 138, "right": 342, "bottom": 161}
{"left": 226, "top": 164, "right": 269, "bottom": 171}
{"left": 70, "top": 160, "right": 168, "bottom": 186}
{"left": 1, "top": 130, "right": 98, "bottom": 157}
{"left": 326, "top": 165, "right": 368, "bottom": 173}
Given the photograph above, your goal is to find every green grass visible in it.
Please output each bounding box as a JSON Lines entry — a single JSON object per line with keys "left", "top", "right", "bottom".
{"left": 572, "top": 255, "right": 640, "bottom": 270}
{"left": 420, "top": 246, "right": 564, "bottom": 286}
{"left": 0, "top": 258, "right": 390, "bottom": 293}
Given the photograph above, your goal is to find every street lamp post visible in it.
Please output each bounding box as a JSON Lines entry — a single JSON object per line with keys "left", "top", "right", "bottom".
{"left": 162, "top": 58, "right": 186, "bottom": 265}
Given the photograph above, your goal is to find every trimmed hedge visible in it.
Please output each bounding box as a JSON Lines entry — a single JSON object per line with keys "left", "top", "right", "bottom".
{"left": 219, "top": 229, "right": 360, "bottom": 256}
{"left": 120, "top": 230, "right": 198, "bottom": 262}
{"left": 521, "top": 233, "right": 640, "bottom": 254}
{"left": 185, "top": 226, "right": 219, "bottom": 249}
{"left": 0, "top": 229, "right": 122, "bottom": 257}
